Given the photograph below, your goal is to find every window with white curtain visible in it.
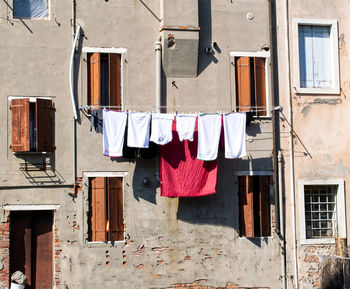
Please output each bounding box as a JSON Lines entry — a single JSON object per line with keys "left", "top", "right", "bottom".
{"left": 293, "top": 19, "right": 339, "bottom": 94}
{"left": 13, "top": 0, "right": 48, "bottom": 19}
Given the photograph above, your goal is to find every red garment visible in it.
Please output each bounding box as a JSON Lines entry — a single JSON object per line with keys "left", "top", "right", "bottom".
{"left": 160, "top": 119, "right": 217, "bottom": 197}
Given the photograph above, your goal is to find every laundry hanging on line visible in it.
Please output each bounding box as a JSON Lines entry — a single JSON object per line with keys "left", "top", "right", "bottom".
{"left": 197, "top": 114, "right": 222, "bottom": 161}
{"left": 223, "top": 112, "right": 246, "bottom": 159}
{"left": 150, "top": 113, "right": 175, "bottom": 145}
{"left": 176, "top": 114, "right": 197, "bottom": 142}
{"left": 160, "top": 120, "right": 217, "bottom": 197}
{"left": 100, "top": 110, "right": 247, "bottom": 161}
{"left": 103, "top": 110, "right": 127, "bottom": 157}
{"left": 127, "top": 112, "right": 151, "bottom": 148}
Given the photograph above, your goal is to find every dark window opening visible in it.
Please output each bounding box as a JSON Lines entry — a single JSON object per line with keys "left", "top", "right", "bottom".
{"left": 239, "top": 175, "right": 271, "bottom": 237}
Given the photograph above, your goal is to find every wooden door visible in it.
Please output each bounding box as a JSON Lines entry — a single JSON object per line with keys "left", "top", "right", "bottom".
{"left": 10, "top": 211, "right": 53, "bottom": 289}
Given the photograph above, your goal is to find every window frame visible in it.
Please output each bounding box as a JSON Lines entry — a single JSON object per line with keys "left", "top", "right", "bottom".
{"left": 298, "top": 179, "right": 346, "bottom": 245}
{"left": 230, "top": 51, "right": 271, "bottom": 118}
{"left": 11, "top": 0, "right": 51, "bottom": 20}
{"left": 292, "top": 18, "right": 339, "bottom": 95}
{"left": 82, "top": 47, "right": 127, "bottom": 110}
{"left": 84, "top": 172, "right": 127, "bottom": 245}
{"left": 9, "top": 96, "right": 55, "bottom": 154}
{"left": 235, "top": 171, "right": 273, "bottom": 238}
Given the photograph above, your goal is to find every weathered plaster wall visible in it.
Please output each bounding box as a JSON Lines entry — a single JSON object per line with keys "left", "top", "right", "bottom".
{"left": 0, "top": 0, "right": 281, "bottom": 288}
{"left": 276, "top": 0, "right": 350, "bottom": 288}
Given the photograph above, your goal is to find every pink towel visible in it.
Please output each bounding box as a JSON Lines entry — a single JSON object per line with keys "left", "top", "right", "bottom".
{"left": 160, "top": 120, "right": 217, "bottom": 197}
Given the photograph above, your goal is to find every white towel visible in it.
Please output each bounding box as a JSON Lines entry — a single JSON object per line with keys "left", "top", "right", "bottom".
{"left": 176, "top": 114, "right": 197, "bottom": 142}
{"left": 103, "top": 110, "right": 127, "bottom": 157}
{"left": 127, "top": 112, "right": 151, "bottom": 148}
{"left": 150, "top": 113, "right": 175, "bottom": 145}
{"left": 223, "top": 112, "right": 246, "bottom": 159}
{"left": 197, "top": 114, "right": 222, "bottom": 161}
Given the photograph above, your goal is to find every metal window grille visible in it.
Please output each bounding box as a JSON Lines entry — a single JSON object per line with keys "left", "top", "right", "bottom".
{"left": 304, "top": 185, "right": 337, "bottom": 239}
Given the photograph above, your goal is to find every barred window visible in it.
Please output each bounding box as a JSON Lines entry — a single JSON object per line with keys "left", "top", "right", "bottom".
{"left": 304, "top": 185, "right": 337, "bottom": 239}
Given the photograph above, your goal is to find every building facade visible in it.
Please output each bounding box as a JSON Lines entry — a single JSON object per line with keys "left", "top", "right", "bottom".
{"left": 0, "top": 0, "right": 285, "bottom": 288}
{"left": 276, "top": 0, "right": 350, "bottom": 288}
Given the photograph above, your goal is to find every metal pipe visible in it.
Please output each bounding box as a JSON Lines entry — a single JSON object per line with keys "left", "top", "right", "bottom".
{"left": 283, "top": 0, "right": 298, "bottom": 286}
{"left": 278, "top": 150, "right": 287, "bottom": 289}
{"left": 155, "top": 41, "right": 162, "bottom": 112}
{"left": 69, "top": 25, "right": 81, "bottom": 120}
{"left": 154, "top": 40, "right": 162, "bottom": 183}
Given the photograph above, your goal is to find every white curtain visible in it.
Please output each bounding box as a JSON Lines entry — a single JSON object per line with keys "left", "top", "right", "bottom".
{"left": 14, "top": 0, "right": 48, "bottom": 19}
{"left": 299, "top": 25, "right": 331, "bottom": 88}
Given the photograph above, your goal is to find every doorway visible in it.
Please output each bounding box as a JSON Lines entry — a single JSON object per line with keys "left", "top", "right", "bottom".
{"left": 10, "top": 211, "right": 53, "bottom": 289}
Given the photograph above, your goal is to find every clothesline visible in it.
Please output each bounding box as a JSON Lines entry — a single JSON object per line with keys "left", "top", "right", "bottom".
{"left": 79, "top": 105, "right": 283, "bottom": 114}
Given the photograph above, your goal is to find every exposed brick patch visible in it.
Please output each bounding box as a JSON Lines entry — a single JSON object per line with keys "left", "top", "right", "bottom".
{"left": 0, "top": 213, "right": 9, "bottom": 289}
{"left": 299, "top": 245, "right": 336, "bottom": 288}
{"left": 169, "top": 280, "right": 269, "bottom": 289}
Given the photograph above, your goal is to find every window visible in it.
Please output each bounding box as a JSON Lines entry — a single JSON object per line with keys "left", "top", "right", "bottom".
{"left": 13, "top": 0, "right": 48, "bottom": 19}
{"left": 293, "top": 19, "right": 339, "bottom": 94}
{"left": 231, "top": 51, "right": 270, "bottom": 117}
{"left": 298, "top": 179, "right": 346, "bottom": 244}
{"left": 304, "top": 185, "right": 337, "bottom": 239}
{"left": 10, "top": 98, "right": 54, "bottom": 153}
{"left": 238, "top": 175, "right": 271, "bottom": 237}
{"left": 87, "top": 52, "right": 121, "bottom": 108}
{"left": 88, "top": 177, "right": 124, "bottom": 242}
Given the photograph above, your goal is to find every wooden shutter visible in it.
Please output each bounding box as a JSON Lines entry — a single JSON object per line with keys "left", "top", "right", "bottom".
{"left": 259, "top": 176, "right": 271, "bottom": 236}
{"left": 10, "top": 211, "right": 32, "bottom": 287}
{"left": 239, "top": 176, "right": 254, "bottom": 237}
{"left": 254, "top": 57, "right": 266, "bottom": 116}
{"left": 108, "top": 177, "right": 124, "bottom": 241}
{"left": 235, "top": 57, "right": 251, "bottom": 112}
{"left": 36, "top": 99, "right": 54, "bottom": 152}
{"left": 11, "top": 98, "right": 30, "bottom": 152}
{"left": 88, "top": 52, "right": 101, "bottom": 106}
{"left": 89, "top": 177, "right": 107, "bottom": 241}
{"left": 32, "top": 211, "right": 53, "bottom": 289}
{"left": 109, "top": 54, "right": 121, "bottom": 109}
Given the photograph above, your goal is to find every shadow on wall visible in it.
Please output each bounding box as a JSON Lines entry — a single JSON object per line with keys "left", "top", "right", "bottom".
{"left": 198, "top": 0, "right": 218, "bottom": 76}
{"left": 16, "top": 154, "right": 65, "bottom": 185}
{"left": 132, "top": 157, "right": 158, "bottom": 205}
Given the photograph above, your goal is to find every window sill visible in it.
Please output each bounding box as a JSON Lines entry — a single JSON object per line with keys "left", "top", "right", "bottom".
{"left": 13, "top": 151, "right": 51, "bottom": 155}
{"left": 300, "top": 238, "right": 336, "bottom": 245}
{"left": 294, "top": 87, "right": 340, "bottom": 95}
{"left": 85, "top": 240, "right": 126, "bottom": 248}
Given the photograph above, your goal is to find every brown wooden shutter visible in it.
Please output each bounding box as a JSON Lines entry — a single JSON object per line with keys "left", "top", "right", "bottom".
{"left": 89, "top": 177, "right": 107, "bottom": 241}
{"left": 32, "top": 211, "right": 53, "bottom": 289}
{"left": 235, "top": 57, "right": 251, "bottom": 112}
{"left": 239, "top": 176, "right": 254, "bottom": 237}
{"left": 108, "top": 177, "right": 124, "bottom": 241}
{"left": 109, "top": 54, "right": 121, "bottom": 109}
{"left": 254, "top": 57, "right": 266, "bottom": 116}
{"left": 36, "top": 99, "right": 54, "bottom": 152}
{"left": 11, "top": 98, "right": 30, "bottom": 152}
{"left": 88, "top": 52, "right": 101, "bottom": 106}
{"left": 259, "top": 176, "right": 271, "bottom": 236}
{"left": 10, "top": 211, "right": 32, "bottom": 287}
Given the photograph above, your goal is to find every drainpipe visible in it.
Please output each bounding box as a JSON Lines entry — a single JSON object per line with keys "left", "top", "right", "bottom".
{"left": 155, "top": 40, "right": 162, "bottom": 113}
{"left": 70, "top": 25, "right": 80, "bottom": 187}
{"left": 154, "top": 40, "right": 162, "bottom": 183}
{"left": 283, "top": 0, "right": 298, "bottom": 287}
{"left": 278, "top": 150, "right": 287, "bottom": 289}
